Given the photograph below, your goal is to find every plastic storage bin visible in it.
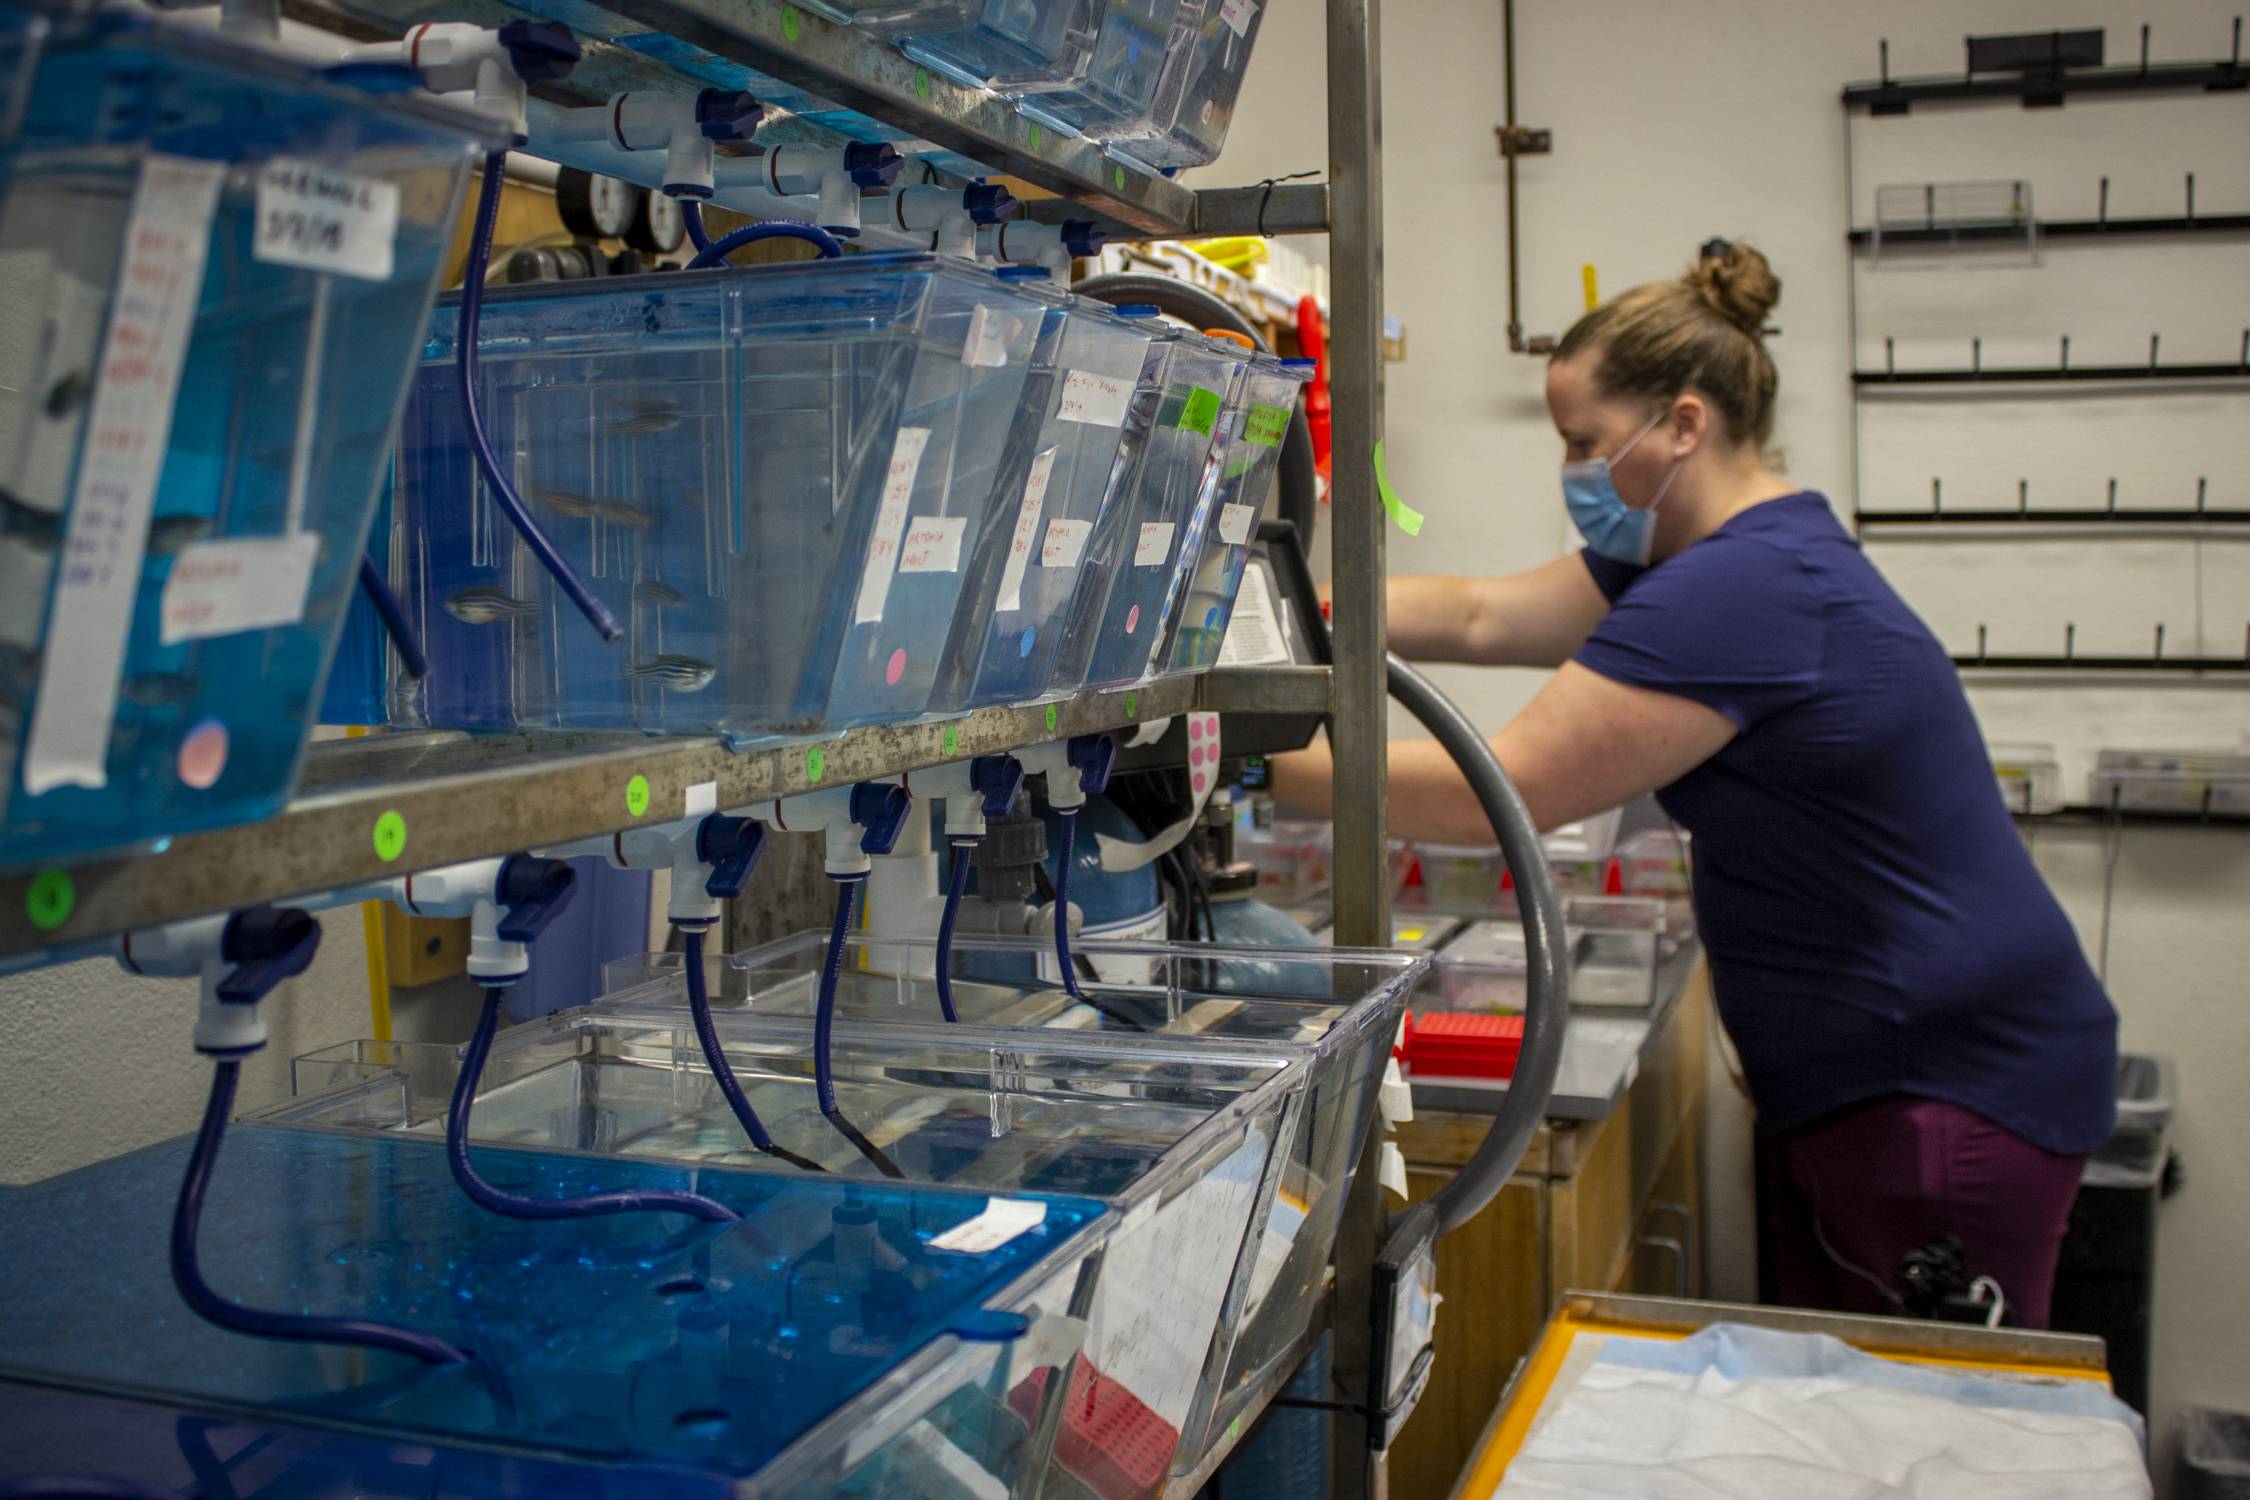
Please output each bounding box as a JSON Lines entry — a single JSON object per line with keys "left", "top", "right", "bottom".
{"left": 1617, "top": 826, "right": 1693, "bottom": 939}
{"left": 1237, "top": 815, "right": 1332, "bottom": 904}
{"left": 1401, "top": 842, "right": 1504, "bottom": 912}
{"left": 822, "top": 0, "right": 1096, "bottom": 92}
{"left": 1054, "top": 328, "right": 1249, "bottom": 691}
{"left": 2179, "top": 1407, "right": 2250, "bottom": 1500}
{"left": 1991, "top": 740, "right": 2063, "bottom": 815}
{"left": 1103, "top": 0, "right": 1266, "bottom": 170}
{"left": 927, "top": 289, "right": 1156, "bottom": 714}
{"left": 387, "top": 256, "right": 1047, "bottom": 739}
{"left": 607, "top": 931, "right": 1425, "bottom": 1474}
{"left": 1565, "top": 893, "right": 1665, "bottom": 1009}
{"left": 1002, "top": 0, "right": 1186, "bottom": 139}
{"left": 1165, "top": 352, "right": 1309, "bottom": 676}
{"left": 0, "top": 1119, "right": 1112, "bottom": 1498}
{"left": 2088, "top": 748, "right": 2250, "bottom": 817}
{"left": 0, "top": 9, "right": 493, "bottom": 866}
{"left": 1433, "top": 918, "right": 1528, "bottom": 1015}
{"left": 257, "top": 1000, "right": 1306, "bottom": 1497}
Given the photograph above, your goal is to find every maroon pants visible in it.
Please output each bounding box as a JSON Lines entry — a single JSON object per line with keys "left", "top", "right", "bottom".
{"left": 1755, "top": 1094, "right": 2086, "bottom": 1329}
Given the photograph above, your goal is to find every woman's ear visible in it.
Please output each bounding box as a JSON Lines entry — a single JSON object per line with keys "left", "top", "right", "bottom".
{"left": 1669, "top": 393, "right": 1711, "bottom": 458}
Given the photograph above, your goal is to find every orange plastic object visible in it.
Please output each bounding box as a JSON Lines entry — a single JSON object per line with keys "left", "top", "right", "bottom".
{"left": 1202, "top": 327, "right": 1256, "bottom": 350}
{"left": 1400, "top": 1009, "right": 1525, "bottom": 1080}
{"left": 1008, "top": 1361, "right": 1179, "bottom": 1500}
{"left": 1296, "top": 293, "right": 1332, "bottom": 483}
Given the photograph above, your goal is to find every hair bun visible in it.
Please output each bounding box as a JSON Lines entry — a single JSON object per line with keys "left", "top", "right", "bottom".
{"left": 1685, "top": 241, "right": 1780, "bottom": 336}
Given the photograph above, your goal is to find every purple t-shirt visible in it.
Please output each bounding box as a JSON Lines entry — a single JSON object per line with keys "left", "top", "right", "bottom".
{"left": 1576, "top": 492, "right": 2116, "bottom": 1154}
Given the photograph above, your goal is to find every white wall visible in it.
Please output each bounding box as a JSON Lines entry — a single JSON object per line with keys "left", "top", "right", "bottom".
{"left": 1214, "top": 0, "right": 2249, "bottom": 1483}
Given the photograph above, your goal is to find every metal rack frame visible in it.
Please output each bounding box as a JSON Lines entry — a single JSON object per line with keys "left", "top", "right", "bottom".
{"left": 1, "top": 4, "right": 1395, "bottom": 1492}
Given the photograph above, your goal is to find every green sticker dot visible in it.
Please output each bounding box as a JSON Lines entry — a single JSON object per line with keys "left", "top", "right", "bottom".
{"left": 915, "top": 66, "right": 932, "bottom": 99}
{"left": 1114, "top": 163, "right": 1127, "bottom": 190}
{"left": 1043, "top": 703, "right": 1059, "bottom": 733}
{"left": 1028, "top": 123, "right": 1044, "bottom": 149}
{"left": 942, "top": 724, "right": 959, "bottom": 758}
{"left": 1125, "top": 691, "right": 1138, "bottom": 717}
{"left": 781, "top": 6, "right": 799, "bottom": 42}
{"left": 25, "top": 869, "right": 74, "bottom": 932}
{"left": 806, "top": 746, "right": 826, "bottom": 784}
{"left": 625, "top": 774, "right": 651, "bottom": 818}
{"left": 372, "top": 809, "right": 408, "bottom": 863}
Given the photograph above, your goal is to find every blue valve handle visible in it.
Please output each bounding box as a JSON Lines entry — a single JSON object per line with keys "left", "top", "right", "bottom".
{"left": 970, "top": 755, "right": 1025, "bottom": 819}
{"left": 1066, "top": 733, "right": 1116, "bottom": 797}
{"left": 1060, "top": 220, "right": 1108, "bottom": 259}
{"left": 495, "top": 19, "right": 580, "bottom": 84}
{"left": 698, "top": 815, "right": 766, "bottom": 899}
{"left": 494, "top": 855, "right": 577, "bottom": 943}
{"left": 849, "top": 783, "right": 912, "bottom": 856}
{"left": 961, "top": 181, "right": 1020, "bottom": 224}
{"left": 215, "top": 907, "right": 320, "bottom": 1005}
{"left": 695, "top": 88, "right": 763, "bottom": 141}
{"left": 845, "top": 141, "right": 906, "bottom": 187}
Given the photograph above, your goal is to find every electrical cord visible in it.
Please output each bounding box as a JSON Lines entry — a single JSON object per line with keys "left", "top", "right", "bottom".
{"left": 686, "top": 219, "right": 845, "bottom": 270}
{"left": 173, "top": 1060, "right": 472, "bottom": 1365}
{"left": 458, "top": 151, "right": 622, "bottom": 643}
{"left": 680, "top": 198, "right": 712, "bottom": 254}
{"left": 935, "top": 841, "right": 974, "bottom": 1023}
{"left": 681, "top": 926, "right": 823, "bottom": 1171}
{"left": 448, "top": 986, "right": 738, "bottom": 1222}
{"left": 357, "top": 552, "right": 427, "bottom": 680}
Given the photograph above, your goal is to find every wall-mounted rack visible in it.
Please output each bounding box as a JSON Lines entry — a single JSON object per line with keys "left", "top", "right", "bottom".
{"left": 1850, "top": 214, "right": 2250, "bottom": 247}
{"left": 1955, "top": 618, "right": 2250, "bottom": 674}
{"left": 2015, "top": 802, "right": 2250, "bottom": 827}
{"left": 1857, "top": 330, "right": 2250, "bottom": 385}
{"left": 1844, "top": 21, "right": 2245, "bottom": 113}
{"left": 1857, "top": 478, "right": 2245, "bottom": 527}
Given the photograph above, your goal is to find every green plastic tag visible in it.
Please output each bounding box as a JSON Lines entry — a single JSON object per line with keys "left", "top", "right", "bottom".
{"left": 1125, "top": 691, "right": 1137, "bottom": 717}
{"left": 1372, "top": 438, "right": 1426, "bottom": 537}
{"left": 915, "top": 66, "right": 932, "bottom": 99}
{"left": 942, "top": 724, "right": 959, "bottom": 758}
{"left": 25, "top": 869, "right": 73, "bottom": 931}
{"left": 1043, "top": 703, "right": 1059, "bottom": 733}
{"left": 806, "top": 746, "right": 826, "bottom": 784}
{"left": 625, "top": 774, "right": 651, "bottom": 818}
{"left": 781, "top": 6, "right": 799, "bottom": 42}
{"left": 372, "top": 810, "right": 408, "bottom": 863}
{"left": 1242, "top": 403, "right": 1290, "bottom": 447}
{"left": 1178, "top": 386, "right": 1221, "bottom": 435}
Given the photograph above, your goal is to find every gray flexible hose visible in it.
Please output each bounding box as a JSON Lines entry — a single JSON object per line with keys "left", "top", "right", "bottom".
{"left": 1386, "top": 654, "right": 1569, "bottom": 1236}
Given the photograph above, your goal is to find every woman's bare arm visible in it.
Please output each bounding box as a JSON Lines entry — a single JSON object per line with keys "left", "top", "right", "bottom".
{"left": 1343, "top": 553, "right": 1614, "bottom": 669}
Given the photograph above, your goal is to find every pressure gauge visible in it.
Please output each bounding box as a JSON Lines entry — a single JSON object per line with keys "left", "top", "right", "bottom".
{"left": 628, "top": 188, "right": 688, "bottom": 255}
{"left": 555, "top": 167, "right": 636, "bottom": 240}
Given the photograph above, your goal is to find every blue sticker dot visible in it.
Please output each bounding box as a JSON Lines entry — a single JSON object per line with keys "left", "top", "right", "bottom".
{"left": 1127, "top": 35, "right": 1140, "bottom": 63}
{"left": 1018, "top": 626, "right": 1037, "bottom": 658}
{"left": 1204, "top": 606, "right": 1221, "bottom": 629}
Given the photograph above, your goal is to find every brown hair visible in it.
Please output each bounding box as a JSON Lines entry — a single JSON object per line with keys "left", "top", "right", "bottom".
{"left": 1554, "top": 241, "right": 1781, "bottom": 446}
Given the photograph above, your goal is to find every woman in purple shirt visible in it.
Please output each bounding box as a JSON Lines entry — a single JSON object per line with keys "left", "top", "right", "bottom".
{"left": 1277, "top": 242, "right": 2116, "bottom": 1328}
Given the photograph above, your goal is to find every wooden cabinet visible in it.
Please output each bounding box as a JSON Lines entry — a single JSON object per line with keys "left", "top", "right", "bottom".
{"left": 1384, "top": 967, "right": 1711, "bottom": 1500}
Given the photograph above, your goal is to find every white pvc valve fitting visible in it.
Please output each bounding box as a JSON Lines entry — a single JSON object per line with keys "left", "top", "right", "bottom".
{"left": 117, "top": 914, "right": 262, "bottom": 1057}
{"left": 351, "top": 21, "right": 581, "bottom": 140}
{"left": 884, "top": 182, "right": 1016, "bottom": 260}
{"left": 739, "top": 143, "right": 904, "bottom": 235}
{"left": 1018, "top": 740, "right": 1088, "bottom": 812}
{"left": 976, "top": 219, "right": 1107, "bottom": 279}
{"left": 747, "top": 784, "right": 910, "bottom": 879}
{"left": 549, "top": 89, "right": 763, "bottom": 199}
{"left": 900, "top": 755, "right": 1023, "bottom": 842}
{"left": 386, "top": 858, "right": 525, "bottom": 983}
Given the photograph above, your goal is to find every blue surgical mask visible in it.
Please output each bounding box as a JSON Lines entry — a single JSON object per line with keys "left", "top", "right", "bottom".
{"left": 1562, "top": 410, "right": 1683, "bottom": 566}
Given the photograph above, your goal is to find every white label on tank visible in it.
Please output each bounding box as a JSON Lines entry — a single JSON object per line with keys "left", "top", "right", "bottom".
{"left": 683, "top": 780, "right": 719, "bottom": 818}
{"left": 24, "top": 154, "right": 224, "bottom": 795}
{"left": 1133, "top": 521, "right": 1175, "bottom": 567}
{"left": 853, "top": 426, "right": 929, "bottom": 624}
{"left": 899, "top": 514, "right": 965, "bottom": 574}
{"left": 253, "top": 160, "right": 399, "bottom": 283}
{"left": 1217, "top": 502, "right": 1256, "bottom": 546}
{"left": 994, "top": 446, "right": 1057, "bottom": 613}
{"left": 960, "top": 304, "right": 1014, "bottom": 369}
{"left": 159, "top": 534, "right": 321, "bottom": 645}
{"left": 1220, "top": 0, "right": 1259, "bottom": 37}
{"left": 1041, "top": 517, "right": 1091, "bottom": 569}
{"left": 928, "top": 1196, "right": 1047, "bottom": 1253}
{"left": 1056, "top": 367, "right": 1132, "bottom": 427}
{"left": 1216, "top": 558, "right": 1289, "bottom": 668}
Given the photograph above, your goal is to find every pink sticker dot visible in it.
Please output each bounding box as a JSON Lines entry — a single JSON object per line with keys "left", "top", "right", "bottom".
{"left": 1193, "top": 771, "right": 1210, "bottom": 793}
{"left": 1189, "top": 745, "right": 1204, "bottom": 767}
{"left": 885, "top": 648, "right": 907, "bottom": 686}
{"left": 178, "top": 719, "right": 228, "bottom": 790}
{"left": 1188, "top": 720, "right": 1204, "bottom": 742}
{"left": 1125, "top": 604, "right": 1140, "bottom": 634}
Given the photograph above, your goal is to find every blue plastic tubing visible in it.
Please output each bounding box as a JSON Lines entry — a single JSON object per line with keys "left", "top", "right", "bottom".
{"left": 934, "top": 843, "right": 974, "bottom": 1024}
{"left": 446, "top": 985, "right": 738, "bottom": 1223}
{"left": 1052, "top": 810, "right": 1086, "bottom": 1000}
{"left": 686, "top": 219, "right": 845, "bottom": 270}
{"left": 171, "top": 1060, "right": 472, "bottom": 1366}
{"left": 682, "top": 925, "right": 781, "bottom": 1152}
{"left": 457, "top": 151, "right": 622, "bottom": 643}
{"left": 813, "top": 876, "right": 862, "bottom": 1115}
{"left": 357, "top": 552, "right": 428, "bottom": 679}
{"left": 680, "top": 198, "right": 713, "bottom": 253}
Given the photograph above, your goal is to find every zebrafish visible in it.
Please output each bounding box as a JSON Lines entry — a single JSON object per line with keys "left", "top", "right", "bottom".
{"left": 444, "top": 586, "right": 538, "bottom": 625}
{"left": 0, "top": 486, "right": 61, "bottom": 546}
{"left": 145, "top": 514, "right": 209, "bottom": 556}
{"left": 531, "top": 485, "right": 654, "bottom": 530}
{"left": 633, "top": 578, "right": 688, "bottom": 607}
{"left": 120, "top": 672, "right": 199, "bottom": 709}
{"left": 606, "top": 405, "right": 681, "bottom": 436}
{"left": 630, "top": 654, "right": 716, "bottom": 693}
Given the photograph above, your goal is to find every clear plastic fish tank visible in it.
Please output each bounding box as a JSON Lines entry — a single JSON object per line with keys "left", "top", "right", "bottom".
{"left": 606, "top": 930, "right": 1425, "bottom": 1473}
{"left": 1104, "top": 0, "right": 1267, "bottom": 170}
{"left": 1054, "top": 329, "right": 1249, "bottom": 692}
{"left": 1164, "top": 352, "right": 1309, "bottom": 676}
{"left": 1003, "top": 0, "right": 1186, "bottom": 140}
{"left": 387, "top": 256, "right": 1049, "bottom": 741}
{"left": 0, "top": 5, "right": 493, "bottom": 867}
{"left": 254, "top": 997, "right": 1311, "bottom": 1496}
{"left": 926, "top": 288, "right": 1156, "bottom": 715}
{"left": 0, "top": 1119, "right": 1112, "bottom": 1498}
{"left": 820, "top": 0, "right": 1098, "bottom": 93}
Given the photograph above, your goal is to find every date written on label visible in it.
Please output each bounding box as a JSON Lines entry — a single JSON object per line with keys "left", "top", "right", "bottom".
{"left": 1134, "top": 521, "right": 1175, "bottom": 567}
{"left": 254, "top": 160, "right": 399, "bottom": 282}
{"left": 1057, "top": 368, "right": 1132, "bottom": 427}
